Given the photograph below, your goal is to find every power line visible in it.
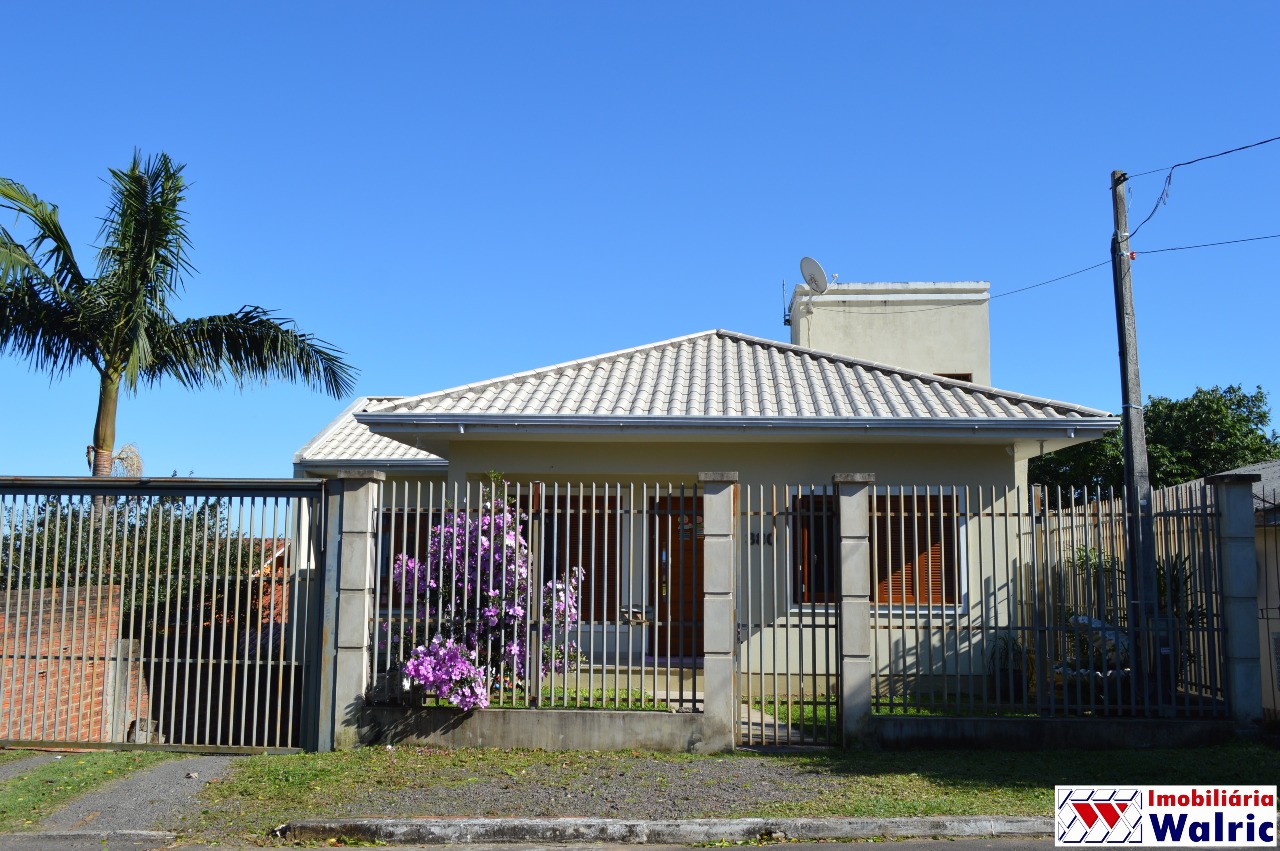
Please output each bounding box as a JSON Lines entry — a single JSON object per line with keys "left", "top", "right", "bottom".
{"left": 990, "top": 261, "right": 1111, "bottom": 300}
{"left": 803, "top": 261, "right": 1110, "bottom": 316}
{"left": 1129, "top": 135, "right": 1280, "bottom": 179}
{"left": 1134, "top": 232, "right": 1280, "bottom": 255}
{"left": 1126, "top": 134, "right": 1280, "bottom": 239}
{"left": 801, "top": 229, "right": 1279, "bottom": 317}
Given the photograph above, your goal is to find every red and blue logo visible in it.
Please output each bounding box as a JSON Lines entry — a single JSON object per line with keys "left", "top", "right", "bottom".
{"left": 1057, "top": 788, "right": 1143, "bottom": 844}
{"left": 1056, "top": 786, "right": 1277, "bottom": 847}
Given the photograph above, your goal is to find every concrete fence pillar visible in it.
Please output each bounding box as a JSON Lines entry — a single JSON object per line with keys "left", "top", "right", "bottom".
{"left": 1208, "top": 473, "right": 1262, "bottom": 729}
{"left": 834, "top": 473, "right": 875, "bottom": 744}
{"left": 316, "top": 470, "right": 385, "bottom": 751}
{"left": 698, "top": 472, "right": 738, "bottom": 752}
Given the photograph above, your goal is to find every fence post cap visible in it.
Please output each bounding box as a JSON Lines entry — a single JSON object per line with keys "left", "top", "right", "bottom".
{"left": 697, "top": 472, "right": 738, "bottom": 483}
{"left": 832, "top": 473, "right": 876, "bottom": 484}
{"left": 1205, "top": 473, "right": 1262, "bottom": 485}
{"left": 314, "top": 469, "right": 388, "bottom": 481}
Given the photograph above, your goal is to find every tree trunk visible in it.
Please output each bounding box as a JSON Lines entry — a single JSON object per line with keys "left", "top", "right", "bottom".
{"left": 92, "top": 373, "right": 120, "bottom": 477}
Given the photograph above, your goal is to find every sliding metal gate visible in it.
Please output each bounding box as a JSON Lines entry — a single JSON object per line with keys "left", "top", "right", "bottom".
{"left": 0, "top": 478, "right": 325, "bottom": 753}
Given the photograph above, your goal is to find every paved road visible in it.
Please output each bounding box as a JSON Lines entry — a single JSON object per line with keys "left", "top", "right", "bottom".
{"left": 0, "top": 842, "right": 1058, "bottom": 851}
{"left": 8, "top": 842, "right": 1275, "bottom": 851}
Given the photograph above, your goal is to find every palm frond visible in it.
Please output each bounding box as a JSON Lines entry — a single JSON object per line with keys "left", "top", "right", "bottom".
{"left": 147, "top": 306, "right": 357, "bottom": 398}
{"left": 0, "top": 270, "right": 94, "bottom": 377}
{"left": 97, "top": 152, "right": 192, "bottom": 293}
{"left": 95, "top": 152, "right": 194, "bottom": 388}
{"left": 0, "top": 178, "right": 89, "bottom": 296}
{"left": 0, "top": 224, "right": 46, "bottom": 289}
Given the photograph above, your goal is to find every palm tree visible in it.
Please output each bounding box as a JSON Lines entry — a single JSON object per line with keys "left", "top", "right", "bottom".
{"left": 0, "top": 152, "right": 356, "bottom": 475}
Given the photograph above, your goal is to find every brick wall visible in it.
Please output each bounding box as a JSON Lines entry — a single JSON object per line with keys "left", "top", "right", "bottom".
{"left": 0, "top": 585, "right": 152, "bottom": 743}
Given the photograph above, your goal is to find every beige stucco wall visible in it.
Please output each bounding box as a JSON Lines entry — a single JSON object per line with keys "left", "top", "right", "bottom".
{"left": 359, "top": 440, "right": 1033, "bottom": 689}
{"left": 789, "top": 282, "right": 991, "bottom": 385}
{"left": 440, "top": 439, "right": 1019, "bottom": 491}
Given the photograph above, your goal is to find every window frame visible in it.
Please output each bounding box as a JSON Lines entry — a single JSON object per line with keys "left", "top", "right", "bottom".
{"left": 871, "top": 487, "right": 968, "bottom": 614}
{"left": 784, "top": 486, "right": 969, "bottom": 613}
{"left": 790, "top": 491, "right": 840, "bottom": 607}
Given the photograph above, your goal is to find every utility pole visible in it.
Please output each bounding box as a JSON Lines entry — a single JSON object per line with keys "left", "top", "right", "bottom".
{"left": 1110, "top": 170, "right": 1162, "bottom": 710}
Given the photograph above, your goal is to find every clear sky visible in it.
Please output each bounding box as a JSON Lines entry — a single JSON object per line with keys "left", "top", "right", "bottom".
{"left": 2, "top": 2, "right": 1277, "bottom": 478}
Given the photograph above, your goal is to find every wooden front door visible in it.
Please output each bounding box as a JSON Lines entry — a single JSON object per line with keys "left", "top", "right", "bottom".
{"left": 648, "top": 495, "right": 704, "bottom": 658}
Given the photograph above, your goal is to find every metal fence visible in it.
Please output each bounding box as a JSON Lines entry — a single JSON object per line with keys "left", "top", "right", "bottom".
{"left": 737, "top": 483, "right": 839, "bottom": 746}
{"left": 0, "top": 478, "right": 324, "bottom": 752}
{"left": 869, "top": 482, "right": 1228, "bottom": 718}
{"left": 369, "top": 480, "right": 704, "bottom": 712}
{"left": 1259, "top": 485, "right": 1280, "bottom": 724}
{"left": 2, "top": 472, "right": 1243, "bottom": 753}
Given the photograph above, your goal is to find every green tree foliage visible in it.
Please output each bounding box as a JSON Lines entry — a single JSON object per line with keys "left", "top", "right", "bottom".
{"left": 1, "top": 493, "right": 289, "bottom": 658}
{"left": 1030, "top": 385, "right": 1280, "bottom": 494}
{"left": 0, "top": 152, "right": 357, "bottom": 475}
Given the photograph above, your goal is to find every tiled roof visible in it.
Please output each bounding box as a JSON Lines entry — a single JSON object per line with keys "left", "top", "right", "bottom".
{"left": 295, "top": 397, "right": 445, "bottom": 465}
{"left": 365, "top": 330, "right": 1111, "bottom": 421}
{"left": 1220, "top": 459, "right": 1280, "bottom": 511}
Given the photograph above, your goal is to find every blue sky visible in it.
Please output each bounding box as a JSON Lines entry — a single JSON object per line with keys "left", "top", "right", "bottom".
{"left": 2, "top": 2, "right": 1277, "bottom": 478}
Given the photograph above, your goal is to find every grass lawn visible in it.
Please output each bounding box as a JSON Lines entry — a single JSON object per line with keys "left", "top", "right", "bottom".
{"left": 188, "top": 739, "right": 1280, "bottom": 846}
{"left": 0, "top": 750, "right": 173, "bottom": 833}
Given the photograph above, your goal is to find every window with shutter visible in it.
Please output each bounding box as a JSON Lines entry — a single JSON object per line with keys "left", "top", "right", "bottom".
{"left": 791, "top": 494, "right": 838, "bottom": 604}
{"left": 873, "top": 493, "right": 958, "bottom": 605}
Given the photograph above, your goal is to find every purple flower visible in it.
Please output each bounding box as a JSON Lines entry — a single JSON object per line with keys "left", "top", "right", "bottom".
{"left": 387, "top": 495, "right": 584, "bottom": 705}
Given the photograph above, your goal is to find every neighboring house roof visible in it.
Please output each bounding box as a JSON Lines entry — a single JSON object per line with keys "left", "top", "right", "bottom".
{"left": 294, "top": 396, "right": 447, "bottom": 471}
{"left": 357, "top": 330, "right": 1115, "bottom": 445}
{"left": 1218, "top": 458, "right": 1280, "bottom": 521}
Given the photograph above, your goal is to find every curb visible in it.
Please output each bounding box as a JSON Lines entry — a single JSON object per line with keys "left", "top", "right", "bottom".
{"left": 278, "top": 816, "right": 1054, "bottom": 844}
{"left": 0, "top": 830, "right": 176, "bottom": 843}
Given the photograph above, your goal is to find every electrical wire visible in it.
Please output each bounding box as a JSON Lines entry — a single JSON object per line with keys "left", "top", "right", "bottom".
{"left": 799, "top": 230, "right": 1279, "bottom": 317}
{"left": 801, "top": 261, "right": 1111, "bottom": 316}
{"left": 1133, "top": 232, "right": 1280, "bottom": 255}
{"left": 1128, "top": 135, "right": 1280, "bottom": 179}
{"left": 1125, "top": 134, "right": 1280, "bottom": 239}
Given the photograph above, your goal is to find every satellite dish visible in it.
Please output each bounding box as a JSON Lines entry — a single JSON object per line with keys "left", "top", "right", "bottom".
{"left": 800, "top": 256, "right": 829, "bottom": 294}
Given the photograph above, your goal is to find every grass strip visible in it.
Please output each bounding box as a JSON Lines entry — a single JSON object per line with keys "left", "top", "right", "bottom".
{"left": 191, "top": 740, "right": 1280, "bottom": 845}
{"left": 743, "top": 743, "right": 1280, "bottom": 818}
{"left": 0, "top": 750, "right": 173, "bottom": 833}
{"left": 0, "top": 752, "right": 36, "bottom": 770}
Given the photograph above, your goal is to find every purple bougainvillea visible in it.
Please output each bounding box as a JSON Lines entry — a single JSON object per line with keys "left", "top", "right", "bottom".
{"left": 402, "top": 636, "right": 490, "bottom": 711}
{"left": 387, "top": 492, "right": 581, "bottom": 710}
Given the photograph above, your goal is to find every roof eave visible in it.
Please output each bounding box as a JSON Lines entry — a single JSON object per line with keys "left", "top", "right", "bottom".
{"left": 358, "top": 413, "right": 1119, "bottom": 441}
{"left": 293, "top": 457, "right": 449, "bottom": 473}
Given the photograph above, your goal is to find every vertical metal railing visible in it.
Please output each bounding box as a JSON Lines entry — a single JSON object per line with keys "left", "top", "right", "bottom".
{"left": 865, "top": 482, "right": 1227, "bottom": 719}
{"left": 870, "top": 484, "right": 976, "bottom": 716}
{"left": 370, "top": 479, "right": 701, "bottom": 713}
{"left": 0, "top": 478, "right": 324, "bottom": 751}
{"left": 1150, "top": 480, "right": 1225, "bottom": 716}
{"left": 736, "top": 483, "right": 839, "bottom": 746}
{"left": 1259, "top": 485, "right": 1280, "bottom": 723}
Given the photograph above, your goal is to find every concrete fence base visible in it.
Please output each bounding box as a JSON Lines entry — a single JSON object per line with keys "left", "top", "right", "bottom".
{"left": 864, "top": 716, "right": 1233, "bottom": 750}
{"left": 360, "top": 705, "right": 733, "bottom": 753}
